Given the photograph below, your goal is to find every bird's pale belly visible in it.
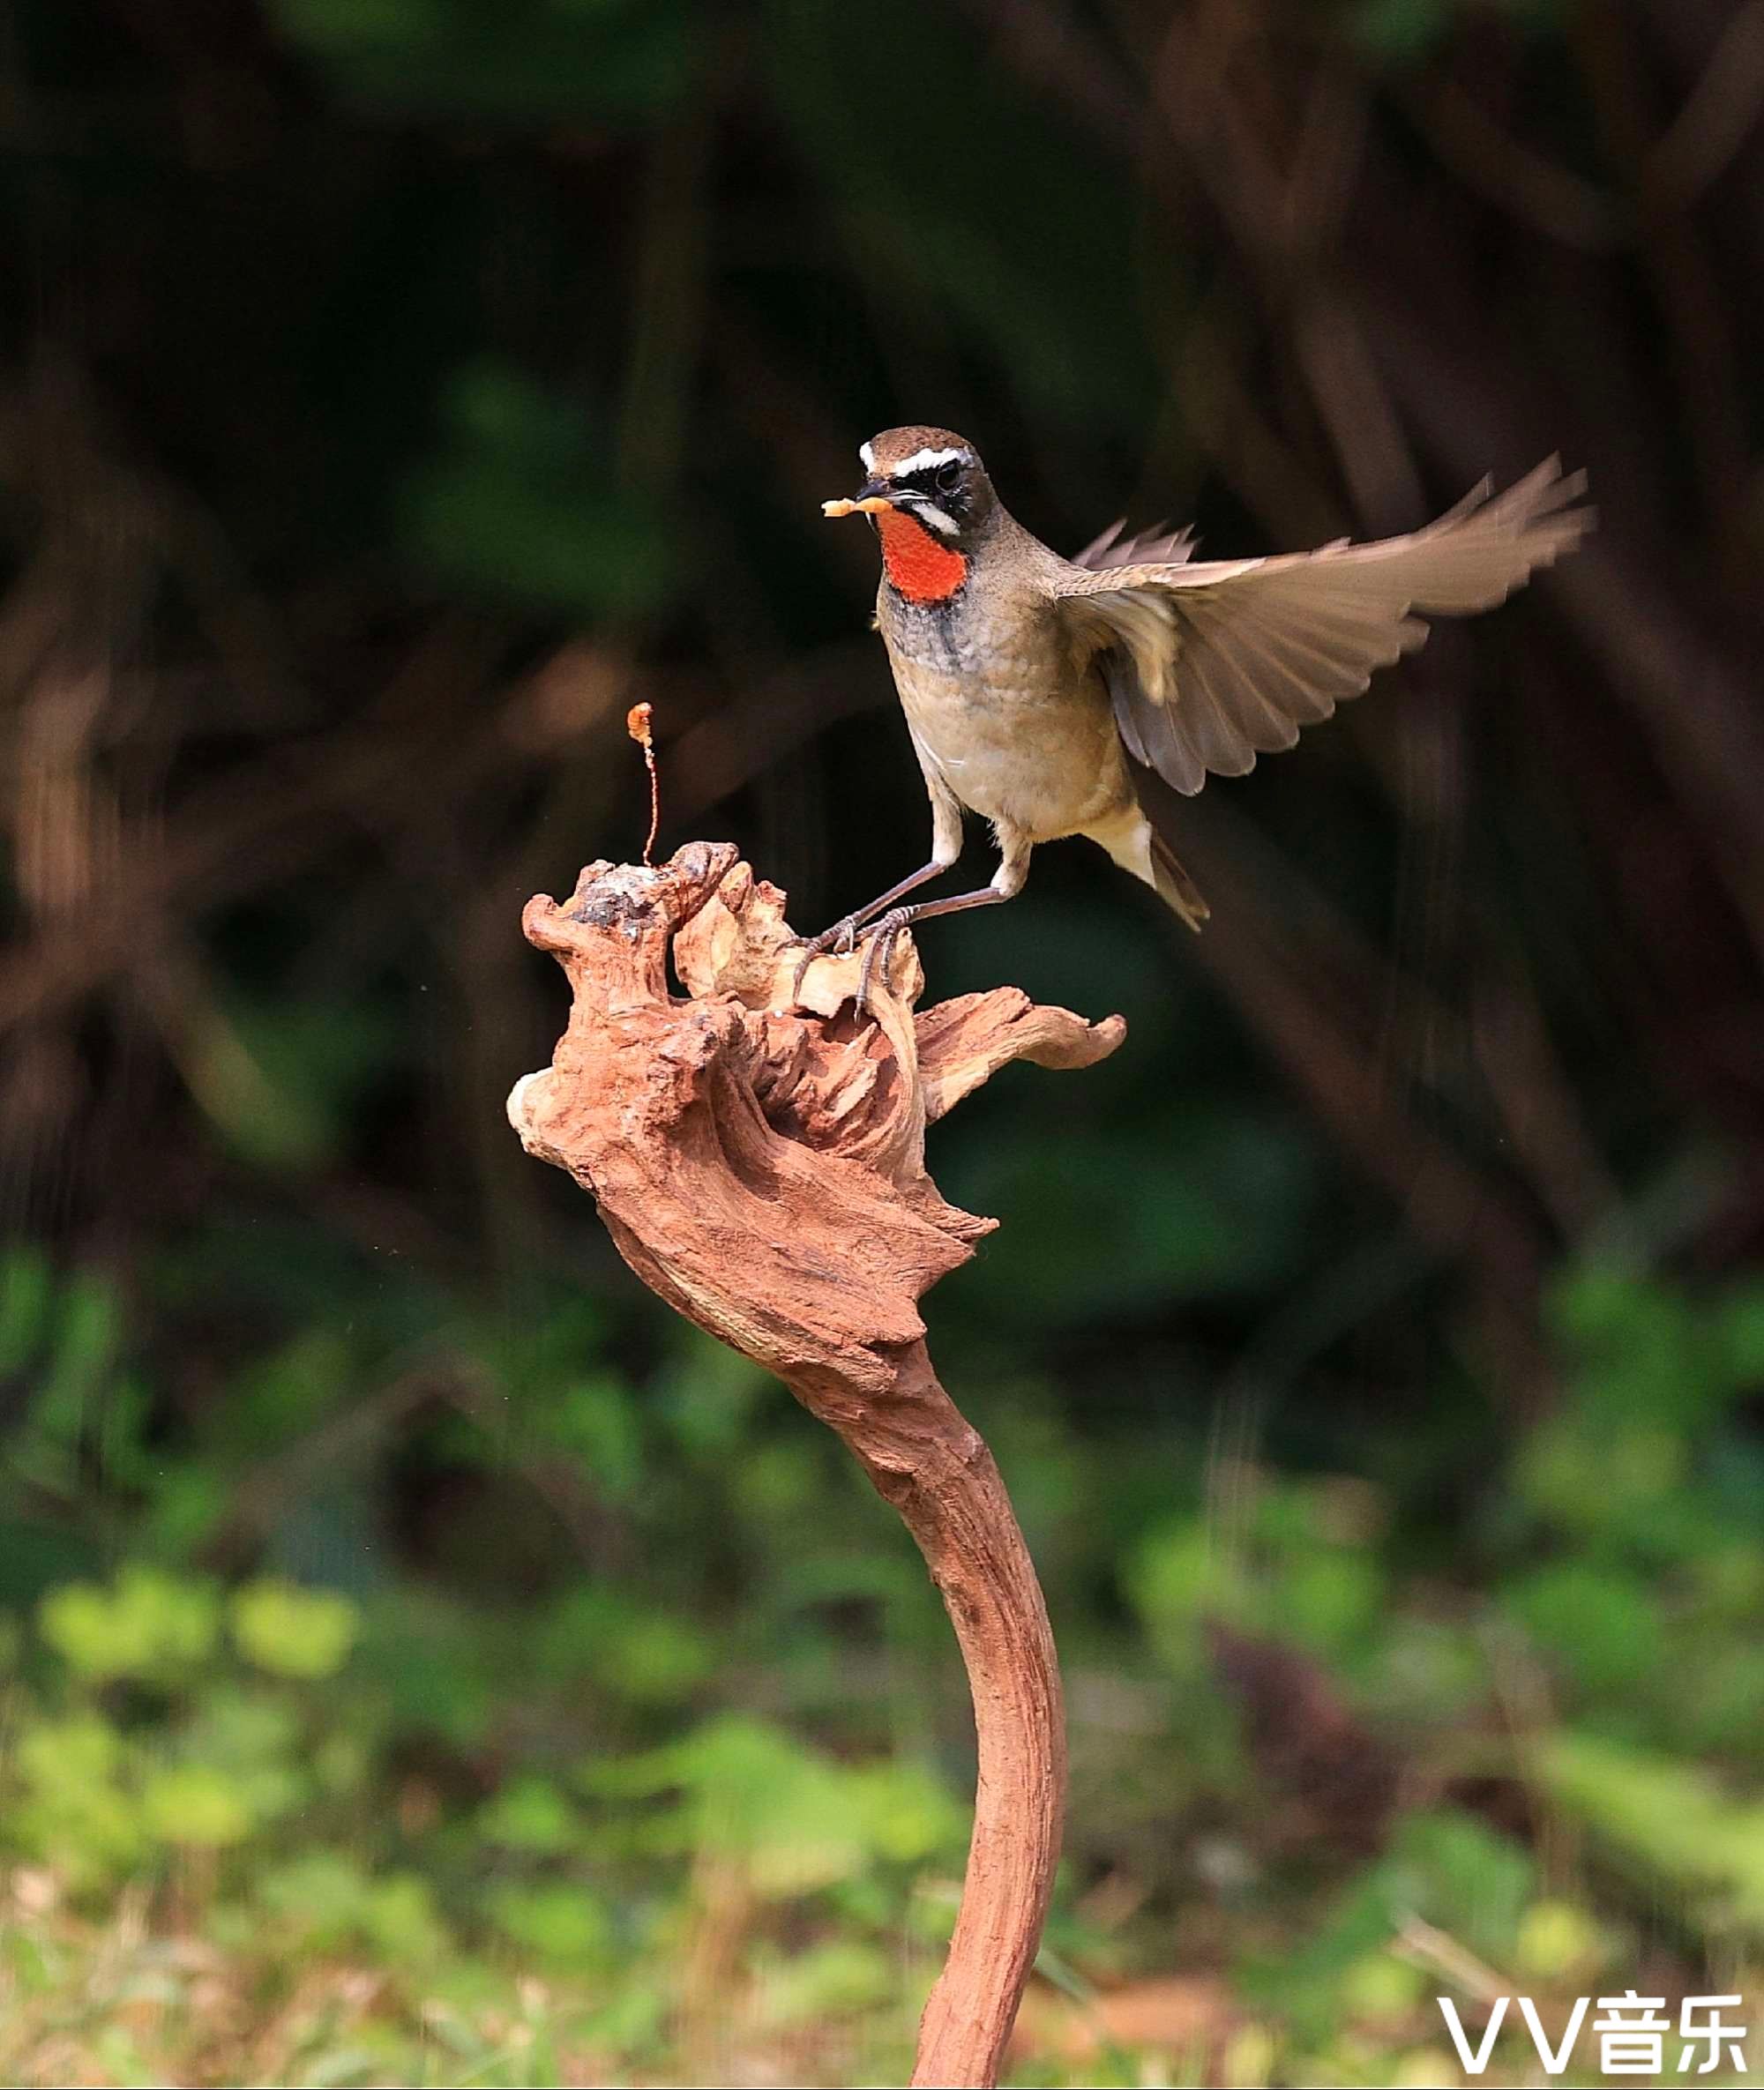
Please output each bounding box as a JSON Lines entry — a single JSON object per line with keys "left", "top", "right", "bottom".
{"left": 888, "top": 646, "right": 1130, "bottom": 843}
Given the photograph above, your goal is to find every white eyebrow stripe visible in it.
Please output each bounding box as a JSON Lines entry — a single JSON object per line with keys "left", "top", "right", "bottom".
{"left": 886, "top": 446, "right": 971, "bottom": 478}
{"left": 858, "top": 440, "right": 876, "bottom": 471}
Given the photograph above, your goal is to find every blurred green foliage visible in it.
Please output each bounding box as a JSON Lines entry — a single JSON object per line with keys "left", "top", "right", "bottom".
{"left": 401, "top": 362, "right": 675, "bottom": 618}
{"left": 2, "top": 0, "right": 1761, "bottom": 2079}
{"left": 265, "top": 0, "right": 696, "bottom": 123}
{"left": 2, "top": 1243, "right": 1760, "bottom": 2082}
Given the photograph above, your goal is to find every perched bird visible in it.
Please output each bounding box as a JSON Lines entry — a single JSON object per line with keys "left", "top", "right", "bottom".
{"left": 802, "top": 426, "right": 1589, "bottom": 997}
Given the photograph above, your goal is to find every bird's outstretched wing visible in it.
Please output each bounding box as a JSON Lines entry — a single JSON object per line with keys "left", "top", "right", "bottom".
{"left": 1071, "top": 517, "right": 1199, "bottom": 569}
{"left": 1056, "top": 460, "right": 1591, "bottom": 797}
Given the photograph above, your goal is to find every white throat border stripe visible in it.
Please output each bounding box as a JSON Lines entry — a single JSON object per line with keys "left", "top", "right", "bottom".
{"left": 912, "top": 502, "right": 959, "bottom": 537}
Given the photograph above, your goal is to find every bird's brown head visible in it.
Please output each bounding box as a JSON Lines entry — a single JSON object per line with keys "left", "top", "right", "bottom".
{"left": 823, "top": 427, "right": 996, "bottom": 605}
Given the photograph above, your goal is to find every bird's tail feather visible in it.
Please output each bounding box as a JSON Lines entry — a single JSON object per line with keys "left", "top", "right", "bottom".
{"left": 1150, "top": 830, "right": 1208, "bottom": 930}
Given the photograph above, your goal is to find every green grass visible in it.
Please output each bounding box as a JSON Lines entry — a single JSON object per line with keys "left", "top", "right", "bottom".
{"left": 3, "top": 1255, "right": 1762, "bottom": 2086}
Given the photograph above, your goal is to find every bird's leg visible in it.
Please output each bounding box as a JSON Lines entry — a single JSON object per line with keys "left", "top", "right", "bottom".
{"left": 855, "top": 885, "right": 1014, "bottom": 1009}
{"left": 793, "top": 777, "right": 966, "bottom": 1003}
{"left": 852, "top": 832, "right": 1032, "bottom": 1011}
{"left": 791, "top": 860, "right": 953, "bottom": 1002}
{"left": 802, "top": 859, "right": 953, "bottom": 959}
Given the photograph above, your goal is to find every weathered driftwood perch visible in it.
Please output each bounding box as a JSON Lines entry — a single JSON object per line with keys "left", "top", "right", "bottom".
{"left": 506, "top": 841, "right": 1125, "bottom": 2087}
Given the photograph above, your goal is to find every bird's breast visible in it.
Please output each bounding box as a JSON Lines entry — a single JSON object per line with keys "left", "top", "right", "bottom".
{"left": 878, "top": 593, "right": 1127, "bottom": 839}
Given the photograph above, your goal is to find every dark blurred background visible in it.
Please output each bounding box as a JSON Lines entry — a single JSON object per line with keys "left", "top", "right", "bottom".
{"left": 3, "top": 1, "right": 1762, "bottom": 2083}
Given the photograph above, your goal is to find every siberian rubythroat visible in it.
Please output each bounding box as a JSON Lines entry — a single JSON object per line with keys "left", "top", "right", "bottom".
{"left": 804, "top": 426, "right": 1589, "bottom": 995}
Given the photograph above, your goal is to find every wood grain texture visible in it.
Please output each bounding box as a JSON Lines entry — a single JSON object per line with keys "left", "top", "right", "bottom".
{"left": 506, "top": 841, "right": 1125, "bottom": 2086}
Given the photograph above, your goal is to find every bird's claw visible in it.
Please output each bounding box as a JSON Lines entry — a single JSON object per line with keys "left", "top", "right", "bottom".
{"left": 790, "top": 909, "right": 912, "bottom": 1016}
{"left": 790, "top": 914, "right": 863, "bottom": 1003}
{"left": 856, "top": 907, "right": 913, "bottom": 1014}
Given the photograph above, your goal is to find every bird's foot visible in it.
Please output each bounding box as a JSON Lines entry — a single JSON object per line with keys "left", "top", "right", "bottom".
{"left": 791, "top": 909, "right": 915, "bottom": 1015}
{"left": 790, "top": 914, "right": 864, "bottom": 1003}
{"left": 855, "top": 907, "right": 914, "bottom": 1014}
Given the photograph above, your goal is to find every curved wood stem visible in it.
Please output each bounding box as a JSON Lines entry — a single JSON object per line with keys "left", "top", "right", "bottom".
{"left": 838, "top": 1347, "right": 1065, "bottom": 2085}
{"left": 506, "top": 845, "right": 1117, "bottom": 2086}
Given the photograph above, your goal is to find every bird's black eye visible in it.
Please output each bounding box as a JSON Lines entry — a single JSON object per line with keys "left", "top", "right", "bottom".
{"left": 934, "top": 460, "right": 963, "bottom": 495}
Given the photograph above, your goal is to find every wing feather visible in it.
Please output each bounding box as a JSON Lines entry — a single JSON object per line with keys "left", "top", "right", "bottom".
{"left": 1182, "top": 646, "right": 1255, "bottom": 775}
{"left": 1073, "top": 517, "right": 1199, "bottom": 569}
{"left": 1059, "top": 459, "right": 1590, "bottom": 796}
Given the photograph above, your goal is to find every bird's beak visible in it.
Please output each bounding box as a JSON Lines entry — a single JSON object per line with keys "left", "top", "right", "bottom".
{"left": 822, "top": 479, "right": 895, "bottom": 519}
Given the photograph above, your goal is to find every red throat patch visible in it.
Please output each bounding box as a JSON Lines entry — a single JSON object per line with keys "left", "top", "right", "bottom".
{"left": 877, "top": 508, "right": 968, "bottom": 603}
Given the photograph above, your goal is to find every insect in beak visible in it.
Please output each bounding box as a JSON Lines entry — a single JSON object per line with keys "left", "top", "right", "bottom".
{"left": 822, "top": 495, "right": 895, "bottom": 519}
